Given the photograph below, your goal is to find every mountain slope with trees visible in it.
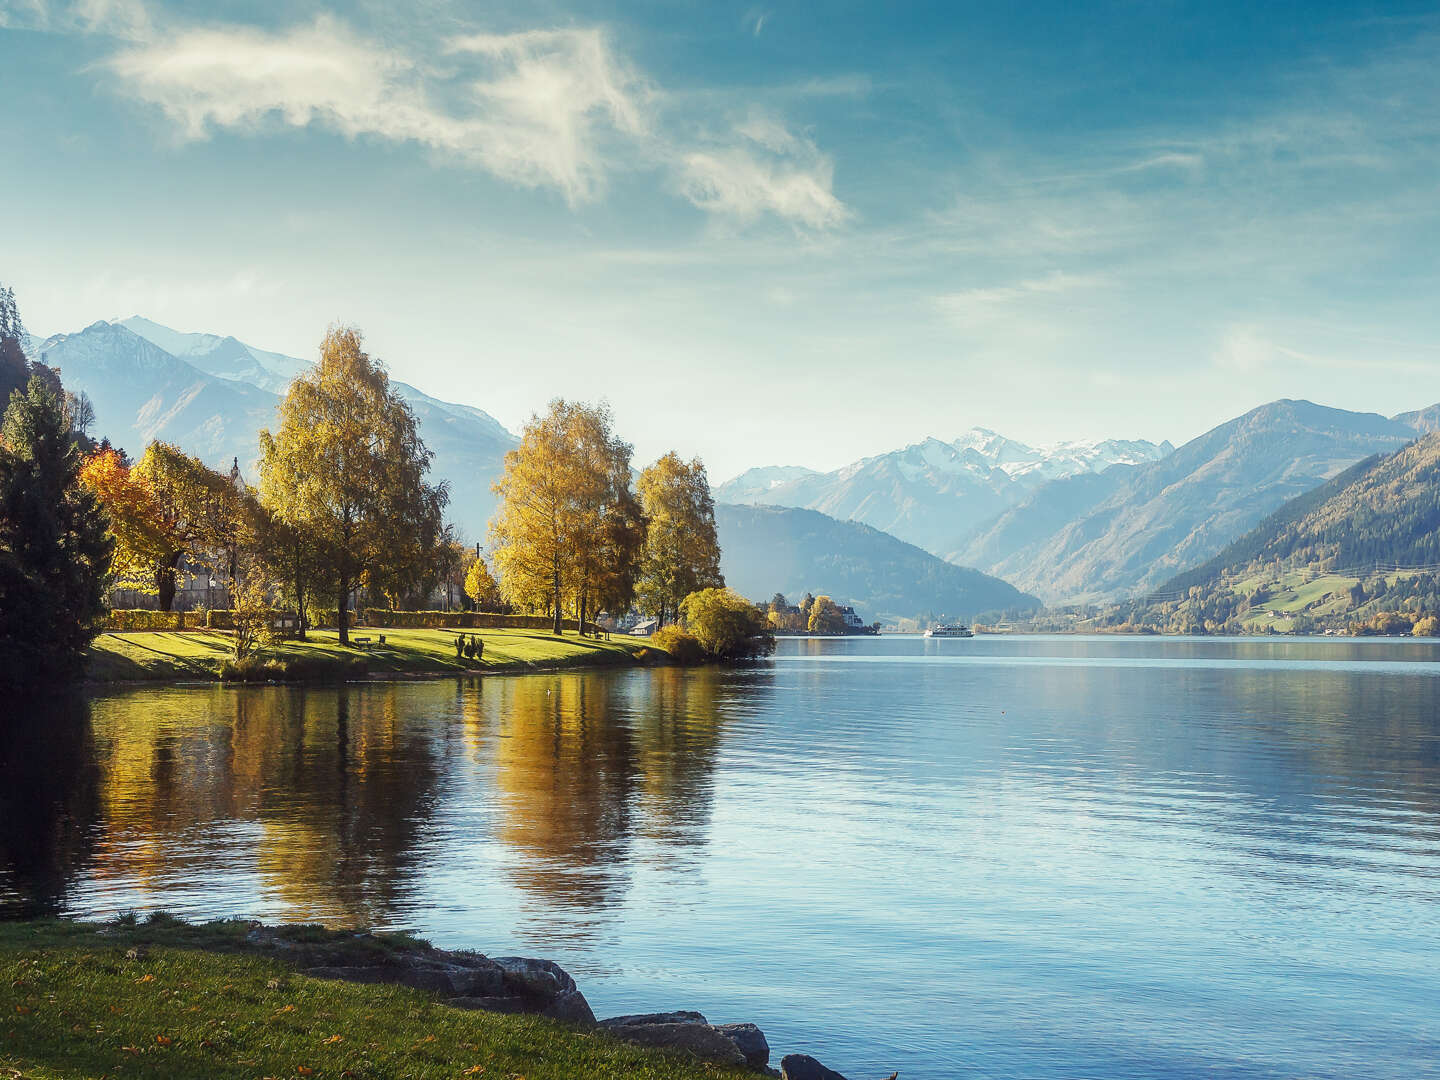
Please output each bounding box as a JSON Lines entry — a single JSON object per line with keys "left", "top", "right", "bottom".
{"left": 1119, "top": 433, "right": 1440, "bottom": 633}
{"left": 952, "top": 400, "right": 1425, "bottom": 603}
{"left": 716, "top": 503, "right": 1038, "bottom": 624}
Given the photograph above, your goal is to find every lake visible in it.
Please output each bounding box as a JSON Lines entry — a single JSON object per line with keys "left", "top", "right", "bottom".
{"left": 3, "top": 634, "right": 1440, "bottom": 1078}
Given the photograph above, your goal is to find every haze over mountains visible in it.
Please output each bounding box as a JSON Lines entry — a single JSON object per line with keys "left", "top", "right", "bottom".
{"left": 716, "top": 505, "right": 1038, "bottom": 623}
{"left": 726, "top": 400, "right": 1438, "bottom": 605}
{"left": 715, "top": 431, "right": 1173, "bottom": 553}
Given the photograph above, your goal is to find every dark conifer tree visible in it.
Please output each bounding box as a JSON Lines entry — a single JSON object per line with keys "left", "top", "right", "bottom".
{"left": 0, "top": 375, "right": 113, "bottom": 692}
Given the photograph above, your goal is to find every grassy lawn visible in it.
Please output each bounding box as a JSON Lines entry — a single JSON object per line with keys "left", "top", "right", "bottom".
{"left": 86, "top": 628, "right": 650, "bottom": 683}
{"left": 0, "top": 917, "right": 745, "bottom": 1080}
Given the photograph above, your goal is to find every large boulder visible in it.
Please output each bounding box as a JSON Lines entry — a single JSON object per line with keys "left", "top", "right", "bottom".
{"left": 600, "top": 1011, "right": 764, "bottom": 1068}
{"left": 493, "top": 956, "right": 596, "bottom": 1024}
{"left": 780, "top": 1054, "right": 850, "bottom": 1080}
{"left": 716, "top": 1022, "right": 771, "bottom": 1070}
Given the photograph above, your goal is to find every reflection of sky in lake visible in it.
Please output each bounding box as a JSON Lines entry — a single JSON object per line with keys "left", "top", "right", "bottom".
{"left": 3, "top": 635, "right": 1439, "bottom": 1079}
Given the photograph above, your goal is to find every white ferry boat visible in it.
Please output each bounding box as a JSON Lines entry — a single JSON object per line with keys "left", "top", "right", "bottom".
{"left": 924, "top": 623, "right": 973, "bottom": 638}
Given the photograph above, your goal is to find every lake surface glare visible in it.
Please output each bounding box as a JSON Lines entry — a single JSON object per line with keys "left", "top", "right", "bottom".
{"left": 3, "top": 634, "right": 1439, "bottom": 1078}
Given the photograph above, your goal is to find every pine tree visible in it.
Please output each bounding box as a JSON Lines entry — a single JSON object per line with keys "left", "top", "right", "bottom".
{"left": 0, "top": 376, "right": 113, "bottom": 691}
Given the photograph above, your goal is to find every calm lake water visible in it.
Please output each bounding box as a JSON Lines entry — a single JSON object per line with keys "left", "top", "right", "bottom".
{"left": 3, "top": 635, "right": 1440, "bottom": 1078}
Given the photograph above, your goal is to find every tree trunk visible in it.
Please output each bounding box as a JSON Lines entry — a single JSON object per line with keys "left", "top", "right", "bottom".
{"left": 551, "top": 566, "right": 562, "bottom": 635}
{"left": 155, "top": 551, "right": 181, "bottom": 612}
{"left": 293, "top": 537, "right": 307, "bottom": 641}
{"left": 578, "top": 593, "right": 587, "bottom": 637}
{"left": 338, "top": 571, "right": 350, "bottom": 646}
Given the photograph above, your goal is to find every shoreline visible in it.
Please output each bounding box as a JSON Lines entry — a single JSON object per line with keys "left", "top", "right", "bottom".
{"left": 82, "top": 626, "right": 660, "bottom": 689}
{"left": 0, "top": 915, "right": 861, "bottom": 1080}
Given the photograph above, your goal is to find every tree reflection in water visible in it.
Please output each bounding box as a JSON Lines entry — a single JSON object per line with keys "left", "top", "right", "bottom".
{"left": 0, "top": 693, "right": 100, "bottom": 918}
{"left": 11, "top": 671, "right": 736, "bottom": 938}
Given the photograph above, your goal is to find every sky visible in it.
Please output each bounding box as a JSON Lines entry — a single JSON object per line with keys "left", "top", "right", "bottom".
{"left": 3, "top": 0, "right": 1440, "bottom": 479}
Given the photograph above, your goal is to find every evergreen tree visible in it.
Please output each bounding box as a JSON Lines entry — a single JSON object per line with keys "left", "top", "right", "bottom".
{"left": 0, "top": 376, "right": 113, "bottom": 691}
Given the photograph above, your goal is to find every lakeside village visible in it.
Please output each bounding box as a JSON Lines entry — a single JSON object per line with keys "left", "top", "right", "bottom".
{"left": 0, "top": 297, "right": 879, "bottom": 691}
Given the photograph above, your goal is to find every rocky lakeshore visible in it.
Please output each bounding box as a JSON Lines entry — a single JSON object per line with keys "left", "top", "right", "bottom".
{"left": 169, "top": 920, "right": 880, "bottom": 1079}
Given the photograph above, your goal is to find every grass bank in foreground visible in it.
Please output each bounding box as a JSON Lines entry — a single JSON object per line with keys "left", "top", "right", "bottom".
{"left": 0, "top": 916, "right": 745, "bottom": 1080}
{"left": 86, "top": 627, "right": 652, "bottom": 683}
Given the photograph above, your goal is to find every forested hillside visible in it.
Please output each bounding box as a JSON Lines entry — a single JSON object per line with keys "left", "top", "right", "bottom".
{"left": 1115, "top": 434, "right": 1440, "bottom": 634}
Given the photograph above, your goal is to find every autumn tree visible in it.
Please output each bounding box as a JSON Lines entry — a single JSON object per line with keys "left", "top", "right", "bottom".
{"left": 489, "top": 400, "right": 639, "bottom": 634}
{"left": 258, "top": 326, "right": 447, "bottom": 644}
{"left": 0, "top": 375, "right": 112, "bottom": 690}
{"left": 679, "top": 587, "right": 775, "bottom": 661}
{"left": 464, "top": 554, "right": 502, "bottom": 610}
{"left": 807, "top": 594, "right": 847, "bottom": 634}
{"left": 636, "top": 452, "right": 723, "bottom": 625}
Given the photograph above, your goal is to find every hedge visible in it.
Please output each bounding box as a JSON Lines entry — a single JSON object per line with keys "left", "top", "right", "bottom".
{"left": 362, "top": 609, "right": 601, "bottom": 634}
{"left": 104, "top": 610, "right": 203, "bottom": 631}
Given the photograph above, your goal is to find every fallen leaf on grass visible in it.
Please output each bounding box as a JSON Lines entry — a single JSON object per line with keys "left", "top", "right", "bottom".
{"left": 12, "top": 1007, "right": 29, "bottom": 1015}
{"left": 155, "top": 1035, "right": 172, "bottom": 1046}
{"left": 464, "top": 1067, "right": 487, "bottom": 1076}
{"left": 134, "top": 974, "right": 155, "bottom": 984}
{"left": 324, "top": 1034, "right": 343, "bottom": 1045}
{"left": 296, "top": 1066, "right": 315, "bottom": 1076}
{"left": 120, "top": 1045, "right": 141, "bottom": 1055}
{"left": 274, "top": 1004, "right": 296, "bottom": 1015}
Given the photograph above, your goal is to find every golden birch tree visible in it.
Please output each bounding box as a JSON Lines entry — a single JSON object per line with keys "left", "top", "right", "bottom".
{"left": 636, "top": 451, "right": 724, "bottom": 624}
{"left": 258, "top": 326, "right": 447, "bottom": 644}
{"left": 489, "top": 400, "right": 640, "bottom": 634}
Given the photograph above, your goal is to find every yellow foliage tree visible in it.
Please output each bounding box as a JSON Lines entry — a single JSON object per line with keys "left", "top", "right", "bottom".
{"left": 464, "top": 556, "right": 501, "bottom": 610}
{"left": 636, "top": 452, "right": 723, "bottom": 625}
{"left": 258, "top": 327, "right": 448, "bottom": 644}
{"left": 489, "top": 400, "right": 639, "bottom": 634}
{"left": 807, "top": 595, "right": 847, "bottom": 634}
{"left": 82, "top": 443, "right": 246, "bottom": 610}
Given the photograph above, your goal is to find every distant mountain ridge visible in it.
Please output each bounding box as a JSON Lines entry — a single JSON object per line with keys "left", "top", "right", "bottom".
{"left": 715, "top": 429, "right": 1172, "bottom": 554}
{"left": 37, "top": 318, "right": 516, "bottom": 538}
{"left": 716, "top": 503, "right": 1040, "bottom": 623}
{"left": 1123, "top": 432, "right": 1440, "bottom": 632}
{"left": 953, "top": 399, "right": 1430, "bottom": 604}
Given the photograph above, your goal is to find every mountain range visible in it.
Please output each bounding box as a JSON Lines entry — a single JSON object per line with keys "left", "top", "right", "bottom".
{"left": 1123, "top": 432, "right": 1440, "bottom": 633}
{"left": 35, "top": 319, "right": 515, "bottom": 538}
{"left": 30, "top": 312, "right": 1440, "bottom": 622}
{"left": 715, "top": 504, "right": 1038, "bottom": 623}
{"left": 953, "top": 400, "right": 1427, "bottom": 603}
{"left": 715, "top": 431, "right": 1173, "bottom": 553}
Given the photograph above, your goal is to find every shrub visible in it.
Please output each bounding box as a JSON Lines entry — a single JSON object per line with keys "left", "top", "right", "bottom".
{"left": 651, "top": 624, "right": 706, "bottom": 664}
{"left": 679, "top": 588, "right": 776, "bottom": 661}
{"left": 1413, "top": 615, "right": 1439, "bottom": 637}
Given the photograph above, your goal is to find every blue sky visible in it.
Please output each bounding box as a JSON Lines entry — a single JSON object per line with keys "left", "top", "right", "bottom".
{"left": 3, "top": 0, "right": 1439, "bottom": 478}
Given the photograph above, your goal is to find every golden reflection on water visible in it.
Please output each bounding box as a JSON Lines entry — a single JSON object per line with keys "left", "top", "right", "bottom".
{"left": 7, "top": 670, "right": 734, "bottom": 926}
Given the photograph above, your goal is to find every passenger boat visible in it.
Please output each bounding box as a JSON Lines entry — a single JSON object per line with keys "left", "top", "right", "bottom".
{"left": 924, "top": 623, "right": 973, "bottom": 638}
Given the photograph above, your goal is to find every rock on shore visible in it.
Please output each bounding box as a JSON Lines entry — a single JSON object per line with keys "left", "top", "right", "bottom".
{"left": 243, "top": 922, "right": 872, "bottom": 1077}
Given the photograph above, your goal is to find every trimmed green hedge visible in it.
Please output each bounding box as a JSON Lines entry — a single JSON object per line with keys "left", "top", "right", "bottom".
{"left": 362, "top": 609, "right": 600, "bottom": 633}
{"left": 104, "top": 609, "right": 202, "bottom": 631}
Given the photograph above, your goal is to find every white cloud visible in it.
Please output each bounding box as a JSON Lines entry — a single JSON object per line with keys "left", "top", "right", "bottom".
{"left": 678, "top": 114, "right": 850, "bottom": 229}
{"left": 98, "top": 13, "right": 846, "bottom": 226}
{"left": 105, "top": 18, "right": 647, "bottom": 204}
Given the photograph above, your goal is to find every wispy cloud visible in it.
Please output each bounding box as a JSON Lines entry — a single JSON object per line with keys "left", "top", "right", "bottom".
{"left": 105, "top": 19, "right": 648, "bottom": 204}
{"left": 86, "top": 7, "right": 849, "bottom": 225}
{"left": 678, "top": 112, "right": 850, "bottom": 229}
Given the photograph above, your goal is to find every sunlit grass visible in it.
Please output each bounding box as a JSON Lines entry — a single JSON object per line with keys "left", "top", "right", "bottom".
{"left": 86, "top": 627, "right": 648, "bottom": 682}
{"left": 0, "top": 917, "right": 745, "bottom": 1080}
